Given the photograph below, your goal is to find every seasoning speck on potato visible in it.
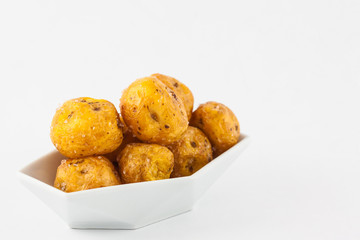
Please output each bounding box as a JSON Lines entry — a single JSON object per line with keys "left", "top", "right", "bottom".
{"left": 54, "top": 156, "right": 121, "bottom": 193}
{"left": 50, "top": 97, "right": 123, "bottom": 158}
{"left": 120, "top": 77, "right": 188, "bottom": 145}
{"left": 190, "top": 101, "right": 240, "bottom": 157}
{"left": 117, "top": 143, "right": 174, "bottom": 183}
{"left": 168, "top": 126, "right": 213, "bottom": 177}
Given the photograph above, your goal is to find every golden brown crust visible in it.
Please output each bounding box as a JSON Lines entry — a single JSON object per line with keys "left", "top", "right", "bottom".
{"left": 104, "top": 115, "right": 141, "bottom": 162}
{"left": 105, "top": 131, "right": 141, "bottom": 162}
{"left": 151, "top": 73, "right": 194, "bottom": 120}
{"left": 118, "top": 115, "right": 129, "bottom": 134}
{"left": 168, "top": 126, "right": 213, "bottom": 177}
{"left": 54, "top": 156, "right": 121, "bottom": 193}
{"left": 190, "top": 102, "right": 240, "bottom": 157}
{"left": 117, "top": 143, "right": 174, "bottom": 183}
{"left": 50, "top": 97, "right": 123, "bottom": 158}
{"left": 120, "top": 77, "right": 188, "bottom": 145}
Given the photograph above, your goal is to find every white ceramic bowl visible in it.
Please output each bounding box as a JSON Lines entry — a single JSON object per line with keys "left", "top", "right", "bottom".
{"left": 18, "top": 134, "right": 249, "bottom": 229}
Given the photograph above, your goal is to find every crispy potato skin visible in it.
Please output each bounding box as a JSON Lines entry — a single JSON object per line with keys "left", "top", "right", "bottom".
{"left": 54, "top": 156, "right": 120, "bottom": 193}
{"left": 168, "top": 127, "right": 213, "bottom": 177}
{"left": 151, "top": 73, "right": 194, "bottom": 120}
{"left": 120, "top": 77, "right": 188, "bottom": 145}
{"left": 117, "top": 143, "right": 174, "bottom": 183}
{"left": 104, "top": 117, "right": 141, "bottom": 162}
{"left": 50, "top": 97, "right": 123, "bottom": 158}
{"left": 190, "top": 102, "right": 240, "bottom": 157}
{"left": 104, "top": 132, "right": 140, "bottom": 162}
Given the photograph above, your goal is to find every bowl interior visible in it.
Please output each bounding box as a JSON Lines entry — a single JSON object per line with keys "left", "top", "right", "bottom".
{"left": 20, "top": 151, "right": 66, "bottom": 186}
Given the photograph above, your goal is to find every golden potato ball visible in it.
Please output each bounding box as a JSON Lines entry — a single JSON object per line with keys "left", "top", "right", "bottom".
{"left": 117, "top": 143, "right": 174, "bottom": 183}
{"left": 168, "top": 126, "right": 213, "bottom": 177}
{"left": 54, "top": 156, "right": 120, "bottom": 193}
{"left": 120, "top": 77, "right": 188, "bottom": 145}
{"left": 50, "top": 97, "right": 123, "bottom": 158}
{"left": 190, "top": 101, "right": 240, "bottom": 157}
{"left": 151, "top": 73, "right": 194, "bottom": 120}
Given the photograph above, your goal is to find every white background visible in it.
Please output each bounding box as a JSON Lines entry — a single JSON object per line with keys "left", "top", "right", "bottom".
{"left": 0, "top": 0, "right": 359, "bottom": 239}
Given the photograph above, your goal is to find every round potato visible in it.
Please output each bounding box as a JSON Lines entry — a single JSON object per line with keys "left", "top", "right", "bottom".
{"left": 54, "top": 156, "right": 120, "bottom": 193}
{"left": 168, "top": 126, "right": 213, "bottom": 177}
{"left": 190, "top": 102, "right": 240, "bottom": 157}
{"left": 50, "top": 97, "right": 123, "bottom": 158}
{"left": 117, "top": 143, "right": 174, "bottom": 183}
{"left": 151, "top": 73, "right": 194, "bottom": 120}
{"left": 120, "top": 77, "right": 188, "bottom": 145}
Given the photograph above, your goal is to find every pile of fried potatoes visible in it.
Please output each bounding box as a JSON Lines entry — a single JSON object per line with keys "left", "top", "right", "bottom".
{"left": 51, "top": 74, "right": 240, "bottom": 192}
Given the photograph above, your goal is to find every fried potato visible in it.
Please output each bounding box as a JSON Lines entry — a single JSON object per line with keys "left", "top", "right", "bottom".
{"left": 168, "top": 126, "right": 213, "bottom": 177}
{"left": 120, "top": 77, "right": 188, "bottom": 145}
{"left": 190, "top": 102, "right": 240, "bottom": 157}
{"left": 50, "top": 97, "right": 123, "bottom": 158}
{"left": 117, "top": 143, "right": 174, "bottom": 183}
{"left": 151, "top": 73, "right": 194, "bottom": 120}
{"left": 54, "top": 156, "right": 120, "bottom": 193}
